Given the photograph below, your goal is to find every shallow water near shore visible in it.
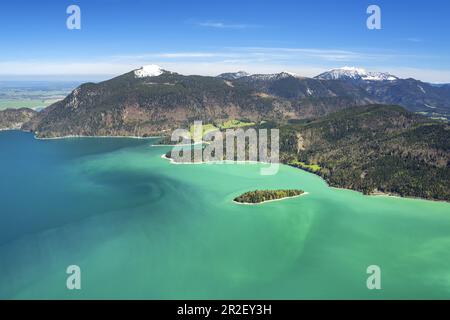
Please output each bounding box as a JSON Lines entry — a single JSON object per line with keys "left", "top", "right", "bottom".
{"left": 0, "top": 130, "right": 449, "bottom": 299}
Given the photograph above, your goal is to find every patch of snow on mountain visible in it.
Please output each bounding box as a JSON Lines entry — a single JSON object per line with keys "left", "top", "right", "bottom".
{"left": 249, "top": 72, "right": 297, "bottom": 81}
{"left": 316, "top": 67, "right": 398, "bottom": 81}
{"left": 340, "top": 66, "right": 367, "bottom": 74}
{"left": 233, "top": 71, "right": 250, "bottom": 78}
{"left": 418, "top": 85, "right": 426, "bottom": 94}
{"left": 217, "top": 71, "right": 250, "bottom": 80}
{"left": 134, "top": 65, "right": 164, "bottom": 78}
{"left": 363, "top": 73, "right": 398, "bottom": 81}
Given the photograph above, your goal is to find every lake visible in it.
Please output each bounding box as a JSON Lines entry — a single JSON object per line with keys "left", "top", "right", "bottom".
{"left": 0, "top": 130, "right": 449, "bottom": 299}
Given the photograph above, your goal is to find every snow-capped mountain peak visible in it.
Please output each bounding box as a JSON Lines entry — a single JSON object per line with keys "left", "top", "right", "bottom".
{"left": 281, "top": 71, "right": 300, "bottom": 77}
{"left": 134, "top": 65, "right": 164, "bottom": 78}
{"left": 232, "top": 71, "right": 250, "bottom": 78}
{"left": 248, "top": 71, "right": 298, "bottom": 81}
{"left": 218, "top": 70, "right": 299, "bottom": 81}
{"left": 217, "top": 71, "right": 250, "bottom": 80}
{"left": 315, "top": 67, "right": 399, "bottom": 81}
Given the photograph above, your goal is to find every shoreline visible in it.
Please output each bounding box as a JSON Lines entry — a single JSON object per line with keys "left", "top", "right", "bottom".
{"left": 160, "top": 153, "right": 279, "bottom": 166}
{"left": 0, "top": 127, "right": 21, "bottom": 131}
{"left": 0, "top": 128, "right": 162, "bottom": 140}
{"left": 1, "top": 129, "right": 448, "bottom": 205}
{"left": 160, "top": 153, "right": 206, "bottom": 165}
{"left": 35, "top": 134, "right": 161, "bottom": 140}
{"left": 328, "top": 185, "right": 450, "bottom": 204}
{"left": 160, "top": 153, "right": 450, "bottom": 204}
{"left": 151, "top": 142, "right": 204, "bottom": 147}
{"left": 233, "top": 192, "right": 309, "bottom": 205}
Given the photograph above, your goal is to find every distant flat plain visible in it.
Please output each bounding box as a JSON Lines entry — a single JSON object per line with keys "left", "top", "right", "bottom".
{"left": 0, "top": 81, "right": 79, "bottom": 110}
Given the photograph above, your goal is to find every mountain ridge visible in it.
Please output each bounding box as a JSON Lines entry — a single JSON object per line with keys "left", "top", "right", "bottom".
{"left": 315, "top": 66, "right": 399, "bottom": 81}
{"left": 0, "top": 108, "right": 37, "bottom": 130}
{"left": 15, "top": 65, "right": 450, "bottom": 138}
{"left": 280, "top": 104, "right": 450, "bottom": 201}
{"left": 1, "top": 69, "right": 448, "bottom": 202}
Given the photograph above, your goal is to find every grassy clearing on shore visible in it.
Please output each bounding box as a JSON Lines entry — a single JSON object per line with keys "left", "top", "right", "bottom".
{"left": 288, "top": 160, "right": 322, "bottom": 172}
{"left": 220, "top": 119, "right": 256, "bottom": 129}
{"left": 188, "top": 119, "right": 256, "bottom": 138}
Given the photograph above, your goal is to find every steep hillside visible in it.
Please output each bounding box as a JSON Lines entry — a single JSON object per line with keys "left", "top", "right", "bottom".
{"left": 24, "top": 67, "right": 296, "bottom": 138}
{"left": 21, "top": 66, "right": 450, "bottom": 138}
{"left": 280, "top": 105, "right": 450, "bottom": 201}
{"left": 0, "top": 108, "right": 37, "bottom": 130}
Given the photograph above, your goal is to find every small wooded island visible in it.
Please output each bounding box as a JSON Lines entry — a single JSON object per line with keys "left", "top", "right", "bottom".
{"left": 234, "top": 190, "right": 305, "bottom": 204}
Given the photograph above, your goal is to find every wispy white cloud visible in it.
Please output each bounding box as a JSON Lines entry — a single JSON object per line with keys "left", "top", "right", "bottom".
{"left": 407, "top": 38, "right": 423, "bottom": 43}
{"left": 1, "top": 47, "right": 449, "bottom": 83}
{"left": 229, "top": 47, "right": 392, "bottom": 62}
{"left": 113, "top": 52, "right": 236, "bottom": 60}
{"left": 113, "top": 47, "right": 397, "bottom": 64}
{"left": 155, "top": 52, "right": 218, "bottom": 58}
{"left": 195, "top": 21, "right": 260, "bottom": 29}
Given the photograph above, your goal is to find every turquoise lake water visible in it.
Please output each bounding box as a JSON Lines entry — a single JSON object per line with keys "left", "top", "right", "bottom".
{"left": 0, "top": 130, "right": 449, "bottom": 299}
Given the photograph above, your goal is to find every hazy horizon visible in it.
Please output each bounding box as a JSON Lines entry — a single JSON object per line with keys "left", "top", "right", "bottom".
{"left": 1, "top": 0, "right": 450, "bottom": 82}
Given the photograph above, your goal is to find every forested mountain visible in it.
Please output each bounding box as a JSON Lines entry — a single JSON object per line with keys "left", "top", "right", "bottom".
{"left": 232, "top": 67, "right": 450, "bottom": 117}
{"left": 279, "top": 105, "right": 450, "bottom": 201}
{"left": 23, "top": 67, "right": 293, "bottom": 138}
{"left": 21, "top": 65, "right": 450, "bottom": 138}
{"left": 0, "top": 108, "right": 36, "bottom": 130}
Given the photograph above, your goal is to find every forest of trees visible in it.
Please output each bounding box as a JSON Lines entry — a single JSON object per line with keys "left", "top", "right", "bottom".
{"left": 279, "top": 105, "right": 450, "bottom": 201}
{"left": 163, "top": 105, "right": 449, "bottom": 202}
{"left": 234, "top": 190, "right": 304, "bottom": 204}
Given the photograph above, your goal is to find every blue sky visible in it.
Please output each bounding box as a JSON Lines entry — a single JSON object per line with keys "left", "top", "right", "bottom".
{"left": 0, "top": 0, "right": 449, "bottom": 82}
